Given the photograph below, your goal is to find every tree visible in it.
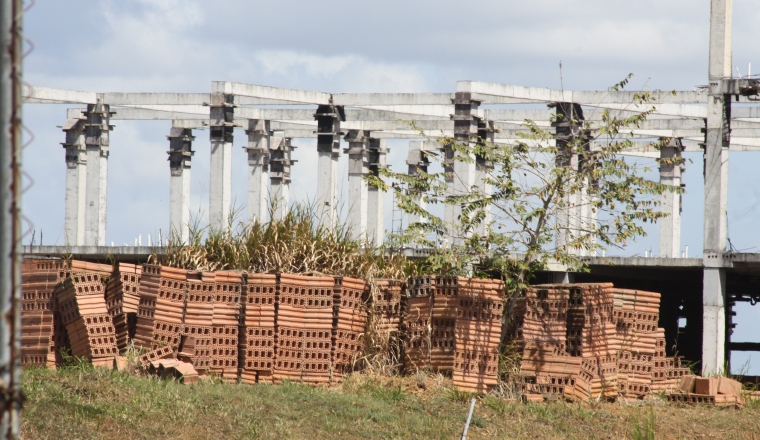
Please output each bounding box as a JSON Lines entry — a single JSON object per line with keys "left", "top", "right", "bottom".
{"left": 371, "top": 75, "right": 683, "bottom": 302}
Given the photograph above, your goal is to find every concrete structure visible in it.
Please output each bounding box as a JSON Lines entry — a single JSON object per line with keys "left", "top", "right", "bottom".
{"left": 20, "top": 1, "right": 760, "bottom": 373}
{"left": 62, "top": 118, "right": 87, "bottom": 246}
{"left": 269, "top": 134, "right": 293, "bottom": 221}
{"left": 659, "top": 138, "right": 684, "bottom": 258}
{"left": 167, "top": 126, "right": 194, "bottom": 243}
{"left": 244, "top": 119, "right": 270, "bottom": 224}
{"left": 83, "top": 103, "right": 111, "bottom": 246}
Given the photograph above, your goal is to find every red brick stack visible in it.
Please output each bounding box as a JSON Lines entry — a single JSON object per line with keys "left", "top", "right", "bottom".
{"left": 565, "top": 284, "right": 618, "bottom": 400}
{"left": 208, "top": 271, "right": 242, "bottom": 382}
{"left": 150, "top": 266, "right": 187, "bottom": 353}
{"left": 20, "top": 260, "right": 62, "bottom": 368}
{"left": 273, "top": 274, "right": 334, "bottom": 384}
{"left": 403, "top": 276, "right": 434, "bottom": 371}
{"left": 182, "top": 271, "right": 216, "bottom": 376}
{"left": 134, "top": 265, "right": 161, "bottom": 349}
{"left": 105, "top": 263, "right": 142, "bottom": 352}
{"left": 614, "top": 288, "right": 664, "bottom": 398}
{"left": 240, "top": 273, "right": 277, "bottom": 384}
{"left": 372, "top": 279, "right": 404, "bottom": 335}
{"left": 332, "top": 277, "right": 367, "bottom": 378}
{"left": 55, "top": 272, "right": 117, "bottom": 367}
{"left": 451, "top": 277, "right": 504, "bottom": 393}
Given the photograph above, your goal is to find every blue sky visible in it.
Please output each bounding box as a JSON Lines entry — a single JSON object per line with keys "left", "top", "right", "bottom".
{"left": 20, "top": 0, "right": 760, "bottom": 372}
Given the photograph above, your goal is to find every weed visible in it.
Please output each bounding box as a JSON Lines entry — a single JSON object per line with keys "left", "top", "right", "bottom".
{"left": 630, "top": 406, "right": 656, "bottom": 440}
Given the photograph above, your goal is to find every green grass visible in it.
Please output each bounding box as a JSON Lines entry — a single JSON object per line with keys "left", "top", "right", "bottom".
{"left": 21, "top": 366, "right": 760, "bottom": 439}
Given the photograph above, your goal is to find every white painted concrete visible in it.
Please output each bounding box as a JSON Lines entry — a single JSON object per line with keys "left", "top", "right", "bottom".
{"left": 245, "top": 119, "right": 270, "bottom": 224}
{"left": 62, "top": 119, "right": 86, "bottom": 246}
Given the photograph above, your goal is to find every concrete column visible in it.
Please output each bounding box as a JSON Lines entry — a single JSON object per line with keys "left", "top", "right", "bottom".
{"left": 209, "top": 92, "right": 235, "bottom": 231}
{"left": 702, "top": 0, "right": 732, "bottom": 376}
{"left": 552, "top": 102, "right": 585, "bottom": 256}
{"left": 475, "top": 120, "right": 495, "bottom": 238}
{"left": 83, "top": 102, "right": 111, "bottom": 246}
{"left": 167, "top": 126, "right": 194, "bottom": 243}
{"left": 367, "top": 138, "right": 387, "bottom": 247}
{"left": 659, "top": 138, "right": 684, "bottom": 258}
{"left": 269, "top": 134, "right": 294, "bottom": 221}
{"left": 314, "top": 104, "right": 344, "bottom": 226}
{"left": 447, "top": 92, "right": 479, "bottom": 246}
{"left": 61, "top": 117, "right": 87, "bottom": 246}
{"left": 407, "top": 140, "right": 430, "bottom": 227}
{"left": 344, "top": 130, "right": 370, "bottom": 241}
{"left": 244, "top": 119, "right": 269, "bottom": 224}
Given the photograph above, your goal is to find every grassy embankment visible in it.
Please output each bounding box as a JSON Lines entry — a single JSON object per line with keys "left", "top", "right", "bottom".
{"left": 20, "top": 364, "right": 760, "bottom": 440}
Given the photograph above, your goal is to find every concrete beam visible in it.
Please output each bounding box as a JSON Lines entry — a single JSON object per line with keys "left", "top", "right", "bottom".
{"left": 458, "top": 81, "right": 708, "bottom": 104}
{"left": 213, "top": 81, "right": 331, "bottom": 104}
{"left": 22, "top": 85, "right": 97, "bottom": 104}
{"left": 102, "top": 93, "right": 210, "bottom": 106}
{"left": 333, "top": 93, "right": 454, "bottom": 106}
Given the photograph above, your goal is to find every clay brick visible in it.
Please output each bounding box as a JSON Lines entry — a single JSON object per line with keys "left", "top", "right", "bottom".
{"left": 717, "top": 376, "right": 742, "bottom": 396}
{"left": 694, "top": 377, "right": 719, "bottom": 396}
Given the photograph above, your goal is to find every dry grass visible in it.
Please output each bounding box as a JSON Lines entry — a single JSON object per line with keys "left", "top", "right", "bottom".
{"left": 20, "top": 365, "right": 760, "bottom": 440}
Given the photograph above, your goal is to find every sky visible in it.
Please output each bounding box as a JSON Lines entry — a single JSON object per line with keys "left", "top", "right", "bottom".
{"left": 20, "top": 0, "right": 760, "bottom": 372}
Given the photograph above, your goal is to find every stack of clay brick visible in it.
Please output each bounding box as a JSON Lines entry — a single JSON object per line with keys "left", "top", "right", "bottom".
{"left": 20, "top": 260, "right": 61, "bottom": 368}
{"left": 614, "top": 288, "right": 690, "bottom": 397}
{"left": 404, "top": 276, "right": 504, "bottom": 394}
{"left": 208, "top": 271, "right": 241, "bottom": 381}
{"left": 55, "top": 271, "right": 118, "bottom": 367}
{"left": 333, "top": 277, "right": 367, "bottom": 376}
{"left": 240, "top": 273, "right": 277, "bottom": 384}
{"left": 403, "top": 276, "right": 434, "bottom": 370}
{"left": 514, "top": 283, "right": 688, "bottom": 402}
{"left": 371, "top": 279, "right": 404, "bottom": 336}
{"left": 105, "top": 263, "right": 141, "bottom": 352}
{"left": 513, "top": 284, "right": 577, "bottom": 401}
{"left": 273, "top": 274, "right": 335, "bottom": 384}
{"left": 668, "top": 375, "right": 745, "bottom": 408}
{"left": 183, "top": 271, "right": 216, "bottom": 376}
{"left": 450, "top": 277, "right": 504, "bottom": 393}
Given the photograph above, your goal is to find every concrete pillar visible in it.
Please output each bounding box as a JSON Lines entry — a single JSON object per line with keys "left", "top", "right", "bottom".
{"left": 407, "top": 141, "right": 430, "bottom": 227}
{"left": 209, "top": 92, "right": 235, "bottom": 230}
{"left": 552, "top": 102, "right": 585, "bottom": 256}
{"left": 702, "top": 0, "right": 732, "bottom": 376}
{"left": 367, "top": 138, "right": 387, "bottom": 247}
{"left": 269, "top": 134, "right": 294, "bottom": 221}
{"left": 167, "top": 126, "right": 194, "bottom": 243}
{"left": 314, "top": 105, "right": 343, "bottom": 226}
{"left": 475, "top": 120, "right": 495, "bottom": 238}
{"left": 83, "top": 102, "right": 111, "bottom": 246}
{"left": 447, "top": 92, "right": 479, "bottom": 246}
{"left": 62, "top": 117, "right": 87, "bottom": 246}
{"left": 659, "top": 138, "right": 684, "bottom": 258}
{"left": 344, "top": 130, "right": 370, "bottom": 241}
{"left": 244, "top": 119, "right": 269, "bottom": 224}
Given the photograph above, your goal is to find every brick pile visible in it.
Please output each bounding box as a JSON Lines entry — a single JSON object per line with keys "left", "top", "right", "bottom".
{"left": 105, "top": 263, "right": 141, "bottom": 352}
{"left": 450, "top": 277, "right": 504, "bottom": 393}
{"left": 333, "top": 277, "right": 368, "bottom": 377}
{"left": 512, "top": 283, "right": 687, "bottom": 402}
{"left": 182, "top": 271, "right": 216, "bottom": 376}
{"left": 668, "top": 375, "right": 745, "bottom": 408}
{"left": 372, "top": 279, "right": 404, "bottom": 336}
{"left": 403, "top": 276, "right": 434, "bottom": 370}
{"left": 208, "top": 271, "right": 241, "bottom": 382}
{"left": 274, "top": 274, "right": 335, "bottom": 384}
{"left": 404, "top": 276, "right": 504, "bottom": 394}
{"left": 20, "top": 260, "right": 62, "bottom": 368}
{"left": 55, "top": 272, "right": 118, "bottom": 367}
{"left": 240, "top": 273, "right": 277, "bottom": 384}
